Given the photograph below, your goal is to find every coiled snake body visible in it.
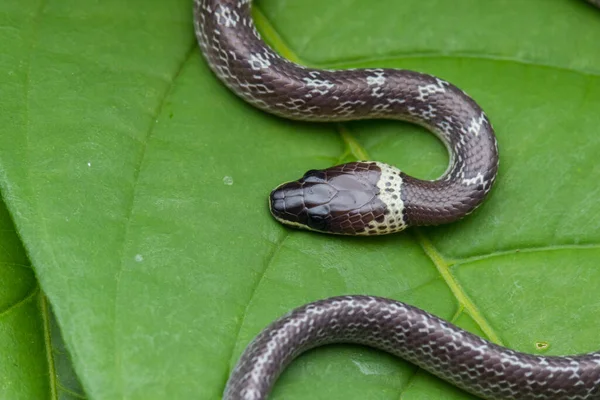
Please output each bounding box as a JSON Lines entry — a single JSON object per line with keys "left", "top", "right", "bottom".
{"left": 193, "top": 1, "right": 600, "bottom": 399}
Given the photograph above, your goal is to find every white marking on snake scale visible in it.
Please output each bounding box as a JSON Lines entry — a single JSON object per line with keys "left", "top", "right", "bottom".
{"left": 334, "top": 100, "right": 366, "bottom": 116}
{"left": 134, "top": 254, "right": 143, "bottom": 262}
{"left": 366, "top": 71, "right": 385, "bottom": 84}
{"left": 241, "top": 388, "right": 259, "bottom": 400}
{"left": 371, "top": 103, "right": 391, "bottom": 114}
{"left": 274, "top": 98, "right": 318, "bottom": 116}
{"left": 302, "top": 77, "right": 334, "bottom": 95}
{"left": 436, "top": 120, "right": 453, "bottom": 137}
{"left": 462, "top": 172, "right": 484, "bottom": 186}
{"left": 387, "top": 98, "right": 405, "bottom": 105}
{"left": 197, "top": 0, "right": 209, "bottom": 12}
{"left": 420, "top": 104, "right": 437, "bottom": 120}
{"left": 277, "top": 98, "right": 304, "bottom": 108}
{"left": 468, "top": 112, "right": 487, "bottom": 137}
{"left": 417, "top": 78, "right": 449, "bottom": 101}
{"left": 248, "top": 53, "right": 271, "bottom": 70}
{"left": 239, "top": 82, "right": 273, "bottom": 94}
{"left": 215, "top": 5, "right": 239, "bottom": 27}
{"left": 218, "top": 50, "right": 231, "bottom": 64}
{"left": 367, "top": 70, "right": 386, "bottom": 98}
{"left": 366, "top": 162, "right": 406, "bottom": 234}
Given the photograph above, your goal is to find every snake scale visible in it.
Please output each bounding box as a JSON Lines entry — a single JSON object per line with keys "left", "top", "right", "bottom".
{"left": 193, "top": 1, "right": 600, "bottom": 399}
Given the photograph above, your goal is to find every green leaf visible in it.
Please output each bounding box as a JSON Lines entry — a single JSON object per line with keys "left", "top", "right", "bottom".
{"left": 1, "top": 0, "right": 600, "bottom": 399}
{"left": 0, "top": 194, "right": 85, "bottom": 399}
{"left": 0, "top": 200, "right": 45, "bottom": 399}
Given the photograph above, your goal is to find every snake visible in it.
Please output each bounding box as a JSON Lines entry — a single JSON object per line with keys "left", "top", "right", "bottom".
{"left": 193, "top": 1, "right": 600, "bottom": 399}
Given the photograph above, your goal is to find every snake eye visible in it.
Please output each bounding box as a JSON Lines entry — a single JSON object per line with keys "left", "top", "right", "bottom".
{"left": 306, "top": 205, "right": 330, "bottom": 231}
{"left": 307, "top": 214, "right": 327, "bottom": 231}
{"left": 302, "top": 169, "right": 326, "bottom": 182}
{"left": 303, "top": 169, "right": 319, "bottom": 177}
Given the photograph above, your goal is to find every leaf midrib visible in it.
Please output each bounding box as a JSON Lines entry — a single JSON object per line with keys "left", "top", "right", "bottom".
{"left": 19, "top": 1, "right": 60, "bottom": 399}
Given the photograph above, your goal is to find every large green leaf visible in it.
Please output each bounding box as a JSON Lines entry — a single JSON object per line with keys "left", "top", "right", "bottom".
{"left": 1, "top": 0, "right": 599, "bottom": 399}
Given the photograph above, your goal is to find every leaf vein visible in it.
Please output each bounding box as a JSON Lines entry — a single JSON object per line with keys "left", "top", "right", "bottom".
{"left": 454, "top": 243, "right": 600, "bottom": 265}
{"left": 0, "top": 261, "right": 33, "bottom": 270}
{"left": 0, "top": 285, "right": 39, "bottom": 320}
{"left": 56, "top": 382, "right": 87, "bottom": 400}
{"left": 413, "top": 229, "right": 504, "bottom": 345}
{"left": 41, "top": 293, "right": 59, "bottom": 400}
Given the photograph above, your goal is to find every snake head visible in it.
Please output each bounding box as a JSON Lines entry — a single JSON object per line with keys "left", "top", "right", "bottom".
{"left": 269, "top": 169, "right": 334, "bottom": 232}
{"left": 268, "top": 162, "right": 398, "bottom": 235}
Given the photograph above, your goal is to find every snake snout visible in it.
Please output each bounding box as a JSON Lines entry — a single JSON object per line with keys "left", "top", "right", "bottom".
{"left": 269, "top": 182, "right": 307, "bottom": 226}
{"left": 269, "top": 177, "right": 336, "bottom": 232}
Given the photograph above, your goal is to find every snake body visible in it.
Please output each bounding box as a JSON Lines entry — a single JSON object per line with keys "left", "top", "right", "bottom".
{"left": 193, "top": 1, "right": 600, "bottom": 399}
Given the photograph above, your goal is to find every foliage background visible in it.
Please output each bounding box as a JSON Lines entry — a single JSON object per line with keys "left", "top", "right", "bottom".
{"left": 0, "top": 0, "right": 599, "bottom": 399}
